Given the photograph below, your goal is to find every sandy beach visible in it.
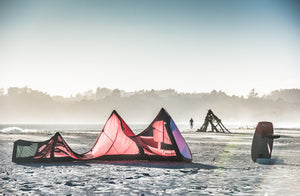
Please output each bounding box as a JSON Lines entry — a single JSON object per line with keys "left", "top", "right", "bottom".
{"left": 0, "top": 128, "right": 299, "bottom": 195}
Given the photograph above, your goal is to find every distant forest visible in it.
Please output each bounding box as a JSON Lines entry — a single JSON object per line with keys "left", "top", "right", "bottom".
{"left": 0, "top": 87, "right": 299, "bottom": 124}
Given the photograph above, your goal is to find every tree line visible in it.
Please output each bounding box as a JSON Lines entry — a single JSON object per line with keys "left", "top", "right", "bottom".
{"left": 0, "top": 87, "right": 299, "bottom": 123}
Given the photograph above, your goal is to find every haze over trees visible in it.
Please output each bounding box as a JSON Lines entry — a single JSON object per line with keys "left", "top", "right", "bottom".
{"left": 0, "top": 87, "right": 299, "bottom": 124}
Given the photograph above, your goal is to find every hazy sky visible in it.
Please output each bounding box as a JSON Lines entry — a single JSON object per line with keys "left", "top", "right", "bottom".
{"left": 0, "top": 0, "right": 299, "bottom": 97}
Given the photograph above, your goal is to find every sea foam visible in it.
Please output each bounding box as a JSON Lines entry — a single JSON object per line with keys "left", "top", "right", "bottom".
{"left": 0, "top": 127, "right": 40, "bottom": 133}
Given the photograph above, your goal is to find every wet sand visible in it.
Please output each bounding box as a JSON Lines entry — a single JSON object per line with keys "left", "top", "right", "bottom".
{"left": 0, "top": 129, "right": 299, "bottom": 195}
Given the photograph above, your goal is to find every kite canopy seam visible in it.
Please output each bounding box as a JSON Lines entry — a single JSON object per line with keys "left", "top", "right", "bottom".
{"left": 12, "top": 108, "right": 192, "bottom": 163}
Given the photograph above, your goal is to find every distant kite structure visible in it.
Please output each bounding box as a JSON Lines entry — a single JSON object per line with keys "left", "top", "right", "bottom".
{"left": 197, "top": 109, "right": 231, "bottom": 133}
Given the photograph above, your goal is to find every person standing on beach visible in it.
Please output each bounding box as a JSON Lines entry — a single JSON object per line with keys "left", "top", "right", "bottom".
{"left": 190, "top": 118, "right": 194, "bottom": 130}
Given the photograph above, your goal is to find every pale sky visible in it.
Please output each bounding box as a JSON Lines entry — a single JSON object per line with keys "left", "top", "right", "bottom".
{"left": 0, "top": 0, "right": 299, "bottom": 97}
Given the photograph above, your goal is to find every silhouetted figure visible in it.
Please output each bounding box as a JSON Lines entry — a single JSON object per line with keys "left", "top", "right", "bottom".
{"left": 190, "top": 118, "right": 194, "bottom": 129}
